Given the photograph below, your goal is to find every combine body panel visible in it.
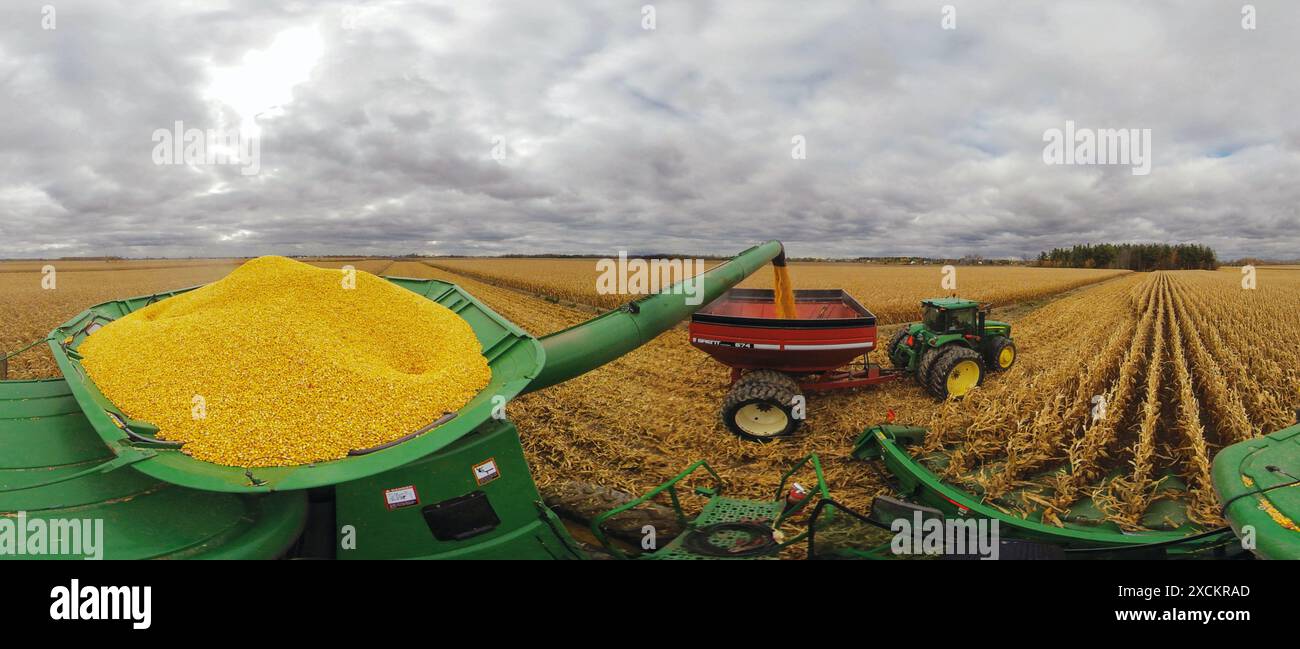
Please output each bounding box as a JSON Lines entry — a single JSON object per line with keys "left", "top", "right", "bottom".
{"left": 336, "top": 418, "right": 581, "bottom": 560}
{"left": 1212, "top": 420, "right": 1300, "bottom": 560}
{"left": 0, "top": 379, "right": 307, "bottom": 560}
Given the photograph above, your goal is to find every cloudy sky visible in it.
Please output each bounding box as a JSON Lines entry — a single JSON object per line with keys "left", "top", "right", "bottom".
{"left": 1, "top": 1, "right": 1297, "bottom": 259}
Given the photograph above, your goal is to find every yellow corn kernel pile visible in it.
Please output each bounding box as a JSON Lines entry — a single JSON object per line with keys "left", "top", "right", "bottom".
{"left": 80, "top": 256, "right": 491, "bottom": 467}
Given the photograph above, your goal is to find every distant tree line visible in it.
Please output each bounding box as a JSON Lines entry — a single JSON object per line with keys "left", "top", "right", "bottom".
{"left": 1037, "top": 243, "right": 1219, "bottom": 271}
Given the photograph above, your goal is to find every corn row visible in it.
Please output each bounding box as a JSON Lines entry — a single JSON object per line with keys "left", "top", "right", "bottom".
{"left": 987, "top": 297, "right": 1140, "bottom": 496}
{"left": 1162, "top": 282, "right": 1221, "bottom": 525}
{"left": 1104, "top": 273, "right": 1169, "bottom": 528}
{"left": 1048, "top": 273, "right": 1162, "bottom": 510}
{"left": 1165, "top": 277, "right": 1253, "bottom": 444}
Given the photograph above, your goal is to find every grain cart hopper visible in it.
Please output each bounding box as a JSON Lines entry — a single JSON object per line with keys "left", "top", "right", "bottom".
{"left": 689, "top": 288, "right": 905, "bottom": 441}
{"left": 883, "top": 297, "right": 1016, "bottom": 400}
{"left": 0, "top": 241, "right": 787, "bottom": 560}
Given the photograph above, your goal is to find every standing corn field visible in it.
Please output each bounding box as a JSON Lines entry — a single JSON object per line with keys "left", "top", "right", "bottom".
{"left": 922, "top": 269, "right": 1300, "bottom": 530}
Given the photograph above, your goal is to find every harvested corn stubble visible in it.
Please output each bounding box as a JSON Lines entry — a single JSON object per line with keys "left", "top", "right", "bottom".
{"left": 80, "top": 256, "right": 491, "bottom": 467}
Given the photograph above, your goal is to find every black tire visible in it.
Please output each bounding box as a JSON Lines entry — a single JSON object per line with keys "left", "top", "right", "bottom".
{"left": 885, "top": 328, "right": 910, "bottom": 368}
{"left": 924, "top": 346, "right": 985, "bottom": 400}
{"left": 721, "top": 370, "right": 802, "bottom": 442}
{"left": 984, "top": 336, "right": 1017, "bottom": 372}
{"left": 915, "top": 344, "right": 943, "bottom": 387}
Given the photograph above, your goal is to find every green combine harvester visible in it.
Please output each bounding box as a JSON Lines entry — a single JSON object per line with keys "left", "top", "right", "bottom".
{"left": 1, "top": 241, "right": 830, "bottom": 560}
{"left": 885, "top": 297, "right": 1016, "bottom": 399}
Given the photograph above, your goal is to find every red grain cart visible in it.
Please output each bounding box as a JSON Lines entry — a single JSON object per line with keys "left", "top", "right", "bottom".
{"left": 690, "top": 288, "right": 903, "bottom": 441}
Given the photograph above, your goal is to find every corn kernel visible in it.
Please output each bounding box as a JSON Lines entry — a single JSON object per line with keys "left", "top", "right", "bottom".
{"left": 79, "top": 256, "right": 491, "bottom": 467}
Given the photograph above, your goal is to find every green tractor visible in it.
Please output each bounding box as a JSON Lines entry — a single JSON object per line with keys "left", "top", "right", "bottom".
{"left": 885, "top": 297, "right": 1016, "bottom": 400}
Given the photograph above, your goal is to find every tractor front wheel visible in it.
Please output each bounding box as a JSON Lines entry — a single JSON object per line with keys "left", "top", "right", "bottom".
{"left": 984, "top": 336, "right": 1017, "bottom": 372}
{"left": 721, "top": 370, "right": 803, "bottom": 442}
{"left": 925, "top": 346, "right": 985, "bottom": 400}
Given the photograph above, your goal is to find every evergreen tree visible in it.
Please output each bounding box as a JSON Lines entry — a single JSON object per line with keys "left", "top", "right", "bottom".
{"left": 1036, "top": 243, "right": 1218, "bottom": 271}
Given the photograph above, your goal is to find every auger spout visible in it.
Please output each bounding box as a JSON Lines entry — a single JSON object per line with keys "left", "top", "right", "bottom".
{"left": 523, "top": 240, "right": 786, "bottom": 394}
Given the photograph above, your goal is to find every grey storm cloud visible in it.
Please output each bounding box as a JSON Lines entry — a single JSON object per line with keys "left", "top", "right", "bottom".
{"left": 1, "top": 0, "right": 1298, "bottom": 259}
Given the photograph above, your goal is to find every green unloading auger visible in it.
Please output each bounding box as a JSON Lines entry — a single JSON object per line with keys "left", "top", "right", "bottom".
{"left": 524, "top": 240, "right": 786, "bottom": 393}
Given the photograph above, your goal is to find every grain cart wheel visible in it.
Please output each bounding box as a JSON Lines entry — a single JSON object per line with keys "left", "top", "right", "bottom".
{"left": 984, "top": 336, "right": 1017, "bottom": 372}
{"left": 926, "top": 346, "right": 985, "bottom": 400}
{"left": 721, "top": 370, "right": 802, "bottom": 442}
{"left": 886, "top": 328, "right": 910, "bottom": 368}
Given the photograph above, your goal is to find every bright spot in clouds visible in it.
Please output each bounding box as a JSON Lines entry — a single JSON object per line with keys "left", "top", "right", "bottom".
{"left": 219, "top": 229, "right": 255, "bottom": 242}
{"left": 205, "top": 26, "right": 324, "bottom": 134}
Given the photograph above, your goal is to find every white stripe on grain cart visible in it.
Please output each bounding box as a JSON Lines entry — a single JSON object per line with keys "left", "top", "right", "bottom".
{"left": 781, "top": 342, "right": 875, "bottom": 351}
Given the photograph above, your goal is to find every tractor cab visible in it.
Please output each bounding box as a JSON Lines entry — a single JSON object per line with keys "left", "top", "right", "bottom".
{"left": 920, "top": 297, "right": 982, "bottom": 335}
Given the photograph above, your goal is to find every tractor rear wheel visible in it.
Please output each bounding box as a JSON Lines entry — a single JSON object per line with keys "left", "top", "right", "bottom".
{"left": 984, "top": 336, "right": 1017, "bottom": 372}
{"left": 925, "top": 346, "right": 985, "bottom": 400}
{"left": 886, "top": 328, "right": 910, "bottom": 368}
{"left": 915, "top": 344, "right": 943, "bottom": 387}
{"left": 721, "top": 370, "right": 802, "bottom": 442}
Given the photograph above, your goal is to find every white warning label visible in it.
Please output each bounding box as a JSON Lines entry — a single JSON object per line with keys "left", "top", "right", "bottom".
{"left": 473, "top": 459, "right": 500, "bottom": 486}
{"left": 384, "top": 485, "right": 419, "bottom": 510}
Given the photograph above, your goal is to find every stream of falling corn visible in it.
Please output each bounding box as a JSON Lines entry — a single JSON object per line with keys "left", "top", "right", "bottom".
{"left": 80, "top": 256, "right": 491, "bottom": 467}
{"left": 773, "top": 264, "right": 798, "bottom": 319}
